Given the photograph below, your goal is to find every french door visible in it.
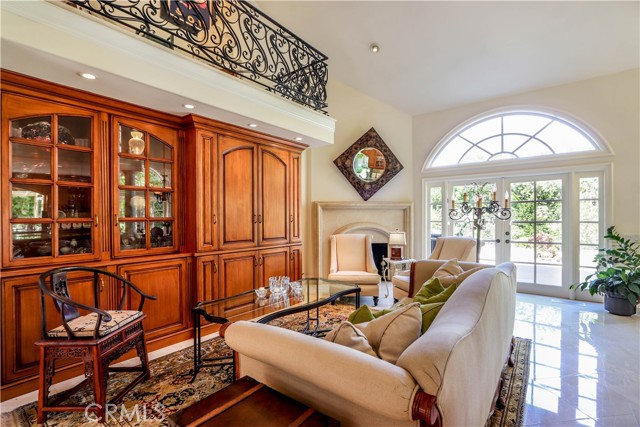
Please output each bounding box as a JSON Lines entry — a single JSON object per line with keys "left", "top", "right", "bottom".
{"left": 427, "top": 172, "right": 604, "bottom": 298}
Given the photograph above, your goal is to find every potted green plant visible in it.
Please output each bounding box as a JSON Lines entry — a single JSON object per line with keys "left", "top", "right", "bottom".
{"left": 571, "top": 226, "right": 640, "bottom": 316}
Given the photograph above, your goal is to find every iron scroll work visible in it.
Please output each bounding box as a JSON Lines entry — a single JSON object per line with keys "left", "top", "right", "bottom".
{"left": 334, "top": 128, "right": 404, "bottom": 201}
{"left": 67, "top": 0, "right": 328, "bottom": 113}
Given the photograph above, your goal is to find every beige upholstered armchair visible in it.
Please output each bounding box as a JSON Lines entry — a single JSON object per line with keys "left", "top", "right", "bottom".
{"left": 327, "top": 234, "right": 383, "bottom": 305}
{"left": 429, "top": 236, "right": 476, "bottom": 262}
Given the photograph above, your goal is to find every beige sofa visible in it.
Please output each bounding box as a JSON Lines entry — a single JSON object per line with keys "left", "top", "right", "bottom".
{"left": 224, "top": 262, "right": 517, "bottom": 427}
{"left": 392, "top": 259, "right": 492, "bottom": 300}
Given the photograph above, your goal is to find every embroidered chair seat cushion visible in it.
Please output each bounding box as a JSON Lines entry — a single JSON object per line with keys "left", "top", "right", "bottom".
{"left": 48, "top": 310, "right": 143, "bottom": 338}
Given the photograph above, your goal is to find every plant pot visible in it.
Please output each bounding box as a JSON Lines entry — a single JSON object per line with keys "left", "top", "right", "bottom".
{"left": 604, "top": 293, "right": 637, "bottom": 316}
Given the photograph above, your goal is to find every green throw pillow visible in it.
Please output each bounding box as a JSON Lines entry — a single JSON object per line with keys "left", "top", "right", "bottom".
{"left": 420, "top": 303, "right": 445, "bottom": 334}
{"left": 348, "top": 305, "right": 376, "bottom": 324}
{"left": 413, "top": 277, "right": 445, "bottom": 304}
{"left": 423, "top": 283, "right": 458, "bottom": 304}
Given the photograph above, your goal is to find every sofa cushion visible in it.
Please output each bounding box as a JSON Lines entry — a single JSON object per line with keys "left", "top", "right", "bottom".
{"left": 434, "top": 259, "right": 484, "bottom": 287}
{"left": 413, "top": 277, "right": 445, "bottom": 304}
{"left": 324, "top": 322, "right": 377, "bottom": 357}
{"left": 47, "top": 310, "right": 142, "bottom": 338}
{"left": 347, "top": 305, "right": 376, "bottom": 324}
{"left": 360, "top": 302, "right": 422, "bottom": 363}
{"left": 327, "top": 271, "right": 380, "bottom": 284}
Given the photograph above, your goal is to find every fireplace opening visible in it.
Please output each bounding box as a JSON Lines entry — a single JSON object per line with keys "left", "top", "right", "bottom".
{"left": 371, "top": 243, "right": 388, "bottom": 276}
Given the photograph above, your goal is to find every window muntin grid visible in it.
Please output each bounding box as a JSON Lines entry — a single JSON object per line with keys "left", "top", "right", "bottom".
{"left": 431, "top": 112, "right": 599, "bottom": 167}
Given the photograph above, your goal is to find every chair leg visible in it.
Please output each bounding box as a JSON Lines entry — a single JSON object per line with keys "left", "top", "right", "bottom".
{"left": 373, "top": 296, "right": 379, "bottom": 306}
{"left": 37, "top": 346, "right": 53, "bottom": 424}
{"left": 136, "top": 332, "right": 151, "bottom": 381}
{"left": 91, "top": 348, "right": 106, "bottom": 422}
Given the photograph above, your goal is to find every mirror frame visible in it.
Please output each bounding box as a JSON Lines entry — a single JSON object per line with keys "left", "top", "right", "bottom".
{"left": 333, "top": 128, "right": 403, "bottom": 201}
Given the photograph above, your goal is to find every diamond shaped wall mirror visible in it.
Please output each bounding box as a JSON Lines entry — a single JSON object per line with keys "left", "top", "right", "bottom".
{"left": 333, "top": 128, "right": 403, "bottom": 201}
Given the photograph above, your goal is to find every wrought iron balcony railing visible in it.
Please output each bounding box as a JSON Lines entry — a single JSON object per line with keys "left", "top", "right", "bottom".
{"left": 67, "top": 0, "right": 328, "bottom": 113}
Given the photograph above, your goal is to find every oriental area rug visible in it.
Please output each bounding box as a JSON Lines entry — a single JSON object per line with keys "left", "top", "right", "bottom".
{"left": 3, "top": 304, "right": 530, "bottom": 427}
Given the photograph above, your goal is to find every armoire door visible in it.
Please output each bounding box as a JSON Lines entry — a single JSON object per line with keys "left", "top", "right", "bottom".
{"left": 289, "top": 152, "right": 302, "bottom": 243}
{"left": 258, "top": 247, "right": 290, "bottom": 287}
{"left": 218, "top": 251, "right": 258, "bottom": 319}
{"left": 258, "top": 146, "right": 289, "bottom": 246}
{"left": 219, "top": 136, "right": 257, "bottom": 250}
{"left": 289, "top": 245, "right": 303, "bottom": 281}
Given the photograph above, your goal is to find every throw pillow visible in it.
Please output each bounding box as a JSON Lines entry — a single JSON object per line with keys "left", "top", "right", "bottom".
{"left": 324, "top": 322, "right": 377, "bottom": 357}
{"left": 420, "top": 303, "right": 445, "bottom": 334}
{"left": 423, "top": 282, "right": 458, "bottom": 304}
{"left": 434, "top": 259, "right": 484, "bottom": 287}
{"left": 347, "top": 305, "right": 376, "bottom": 324}
{"left": 361, "top": 302, "right": 422, "bottom": 364}
{"left": 413, "top": 277, "right": 445, "bottom": 304}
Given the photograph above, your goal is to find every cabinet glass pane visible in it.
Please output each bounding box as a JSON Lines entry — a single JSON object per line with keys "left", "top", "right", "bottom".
{"left": 12, "top": 223, "right": 51, "bottom": 258}
{"left": 58, "top": 224, "right": 92, "bottom": 255}
{"left": 149, "top": 136, "right": 172, "bottom": 160}
{"left": 149, "top": 162, "right": 172, "bottom": 188}
{"left": 58, "top": 116, "right": 91, "bottom": 147}
{"left": 120, "top": 190, "right": 146, "bottom": 217}
{"left": 119, "top": 221, "right": 146, "bottom": 250}
{"left": 59, "top": 187, "right": 92, "bottom": 218}
{"left": 120, "top": 125, "right": 146, "bottom": 155}
{"left": 12, "top": 143, "right": 52, "bottom": 179}
{"left": 58, "top": 150, "right": 92, "bottom": 182}
{"left": 151, "top": 192, "right": 172, "bottom": 218}
{"left": 119, "top": 158, "right": 145, "bottom": 186}
{"left": 151, "top": 221, "right": 173, "bottom": 248}
{"left": 10, "top": 116, "right": 51, "bottom": 141}
{"left": 11, "top": 184, "right": 52, "bottom": 218}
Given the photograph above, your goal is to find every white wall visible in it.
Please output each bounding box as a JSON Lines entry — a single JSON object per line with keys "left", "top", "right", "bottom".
{"left": 302, "top": 79, "right": 413, "bottom": 276}
{"left": 412, "top": 69, "right": 640, "bottom": 259}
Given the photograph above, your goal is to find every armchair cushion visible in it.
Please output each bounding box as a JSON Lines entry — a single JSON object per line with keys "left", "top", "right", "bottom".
{"left": 324, "top": 322, "right": 377, "bottom": 358}
{"left": 47, "top": 310, "right": 143, "bottom": 338}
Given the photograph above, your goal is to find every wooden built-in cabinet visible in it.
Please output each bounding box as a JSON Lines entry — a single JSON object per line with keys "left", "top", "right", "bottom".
{"left": 0, "top": 71, "right": 305, "bottom": 400}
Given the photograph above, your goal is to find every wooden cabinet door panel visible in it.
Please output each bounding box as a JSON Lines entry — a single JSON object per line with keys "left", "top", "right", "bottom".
{"left": 290, "top": 245, "right": 303, "bottom": 281}
{"left": 289, "top": 152, "right": 302, "bottom": 243}
{"left": 196, "top": 255, "right": 219, "bottom": 303}
{"left": 218, "top": 251, "right": 257, "bottom": 319}
{"left": 1, "top": 272, "right": 103, "bottom": 383}
{"left": 219, "top": 136, "right": 256, "bottom": 250}
{"left": 118, "top": 259, "right": 189, "bottom": 340}
{"left": 258, "top": 247, "right": 289, "bottom": 287}
{"left": 196, "top": 131, "right": 218, "bottom": 252}
{"left": 259, "top": 147, "right": 289, "bottom": 246}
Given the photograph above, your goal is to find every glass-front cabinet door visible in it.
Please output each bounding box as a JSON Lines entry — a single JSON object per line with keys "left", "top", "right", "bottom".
{"left": 113, "top": 118, "right": 178, "bottom": 256}
{"left": 2, "top": 95, "right": 101, "bottom": 266}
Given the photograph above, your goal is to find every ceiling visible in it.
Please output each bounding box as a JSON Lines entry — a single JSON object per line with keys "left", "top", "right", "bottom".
{"left": 257, "top": 1, "right": 640, "bottom": 115}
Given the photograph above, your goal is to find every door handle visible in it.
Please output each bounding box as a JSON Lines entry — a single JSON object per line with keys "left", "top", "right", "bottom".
{"left": 496, "top": 239, "right": 501, "bottom": 243}
{"left": 505, "top": 239, "right": 511, "bottom": 244}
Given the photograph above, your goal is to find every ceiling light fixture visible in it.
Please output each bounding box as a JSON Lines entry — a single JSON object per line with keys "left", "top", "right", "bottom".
{"left": 183, "top": 104, "right": 195, "bottom": 109}
{"left": 79, "top": 72, "right": 97, "bottom": 80}
{"left": 248, "top": 123, "right": 258, "bottom": 128}
{"left": 369, "top": 43, "right": 380, "bottom": 54}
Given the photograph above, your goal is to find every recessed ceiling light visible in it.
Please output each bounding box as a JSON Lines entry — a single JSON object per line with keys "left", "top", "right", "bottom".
{"left": 79, "top": 72, "right": 97, "bottom": 80}
{"left": 369, "top": 43, "right": 380, "bottom": 54}
{"left": 183, "top": 104, "right": 195, "bottom": 109}
{"left": 294, "top": 137, "right": 303, "bottom": 141}
{"left": 248, "top": 123, "right": 258, "bottom": 128}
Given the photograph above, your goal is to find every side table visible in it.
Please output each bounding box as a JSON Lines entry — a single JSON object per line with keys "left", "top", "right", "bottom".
{"left": 381, "top": 258, "right": 416, "bottom": 281}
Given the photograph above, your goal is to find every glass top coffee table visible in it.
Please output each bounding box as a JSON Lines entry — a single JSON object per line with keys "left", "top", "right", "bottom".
{"left": 189, "top": 278, "right": 360, "bottom": 381}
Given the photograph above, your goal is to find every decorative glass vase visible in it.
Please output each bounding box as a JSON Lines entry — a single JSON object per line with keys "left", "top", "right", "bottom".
{"left": 128, "top": 131, "right": 145, "bottom": 155}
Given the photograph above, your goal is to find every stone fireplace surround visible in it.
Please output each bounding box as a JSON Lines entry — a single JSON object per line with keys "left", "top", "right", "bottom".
{"left": 314, "top": 202, "right": 413, "bottom": 278}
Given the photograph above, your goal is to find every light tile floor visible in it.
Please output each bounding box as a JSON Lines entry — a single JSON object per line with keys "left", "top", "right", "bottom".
{"left": 2, "top": 285, "right": 639, "bottom": 427}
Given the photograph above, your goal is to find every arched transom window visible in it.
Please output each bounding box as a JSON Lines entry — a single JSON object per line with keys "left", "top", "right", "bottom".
{"left": 431, "top": 111, "right": 602, "bottom": 167}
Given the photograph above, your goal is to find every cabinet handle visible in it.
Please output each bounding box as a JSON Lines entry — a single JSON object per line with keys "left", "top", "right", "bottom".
{"left": 213, "top": 214, "right": 217, "bottom": 224}
{"left": 114, "top": 214, "right": 119, "bottom": 225}
{"left": 99, "top": 278, "right": 105, "bottom": 292}
{"left": 253, "top": 215, "right": 257, "bottom": 224}
{"left": 213, "top": 262, "right": 218, "bottom": 273}
{"left": 254, "top": 257, "right": 258, "bottom": 267}
{"left": 95, "top": 215, "right": 99, "bottom": 227}
{"left": 258, "top": 214, "right": 262, "bottom": 224}
{"left": 290, "top": 215, "right": 294, "bottom": 223}
{"left": 259, "top": 257, "right": 263, "bottom": 266}
{"left": 290, "top": 253, "right": 294, "bottom": 261}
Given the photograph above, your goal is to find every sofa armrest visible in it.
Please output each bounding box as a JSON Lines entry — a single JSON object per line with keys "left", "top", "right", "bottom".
{"left": 224, "top": 321, "right": 419, "bottom": 421}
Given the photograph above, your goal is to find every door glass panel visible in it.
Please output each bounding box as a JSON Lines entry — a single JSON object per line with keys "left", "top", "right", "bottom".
{"left": 58, "top": 150, "right": 92, "bottom": 182}
{"left": 149, "top": 136, "right": 172, "bottom": 159}
{"left": 12, "top": 143, "right": 52, "bottom": 179}
{"left": 58, "top": 116, "right": 91, "bottom": 147}
{"left": 119, "top": 221, "right": 146, "bottom": 250}
{"left": 11, "top": 116, "right": 51, "bottom": 141}
{"left": 578, "top": 176, "right": 601, "bottom": 282}
{"left": 11, "top": 184, "right": 52, "bottom": 218}
{"left": 537, "top": 265, "right": 562, "bottom": 286}
{"left": 580, "top": 223, "right": 599, "bottom": 245}
{"left": 58, "top": 223, "right": 92, "bottom": 255}
{"left": 150, "top": 221, "right": 173, "bottom": 248}
{"left": 120, "top": 190, "right": 146, "bottom": 218}
{"left": 151, "top": 192, "right": 172, "bottom": 218}
{"left": 427, "top": 186, "right": 443, "bottom": 252}
{"left": 579, "top": 200, "right": 598, "bottom": 221}
{"left": 12, "top": 223, "right": 51, "bottom": 258}
{"left": 119, "top": 158, "right": 145, "bottom": 186}
{"left": 149, "top": 162, "right": 172, "bottom": 188}
{"left": 512, "top": 242, "right": 535, "bottom": 263}
{"left": 59, "top": 187, "right": 92, "bottom": 218}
